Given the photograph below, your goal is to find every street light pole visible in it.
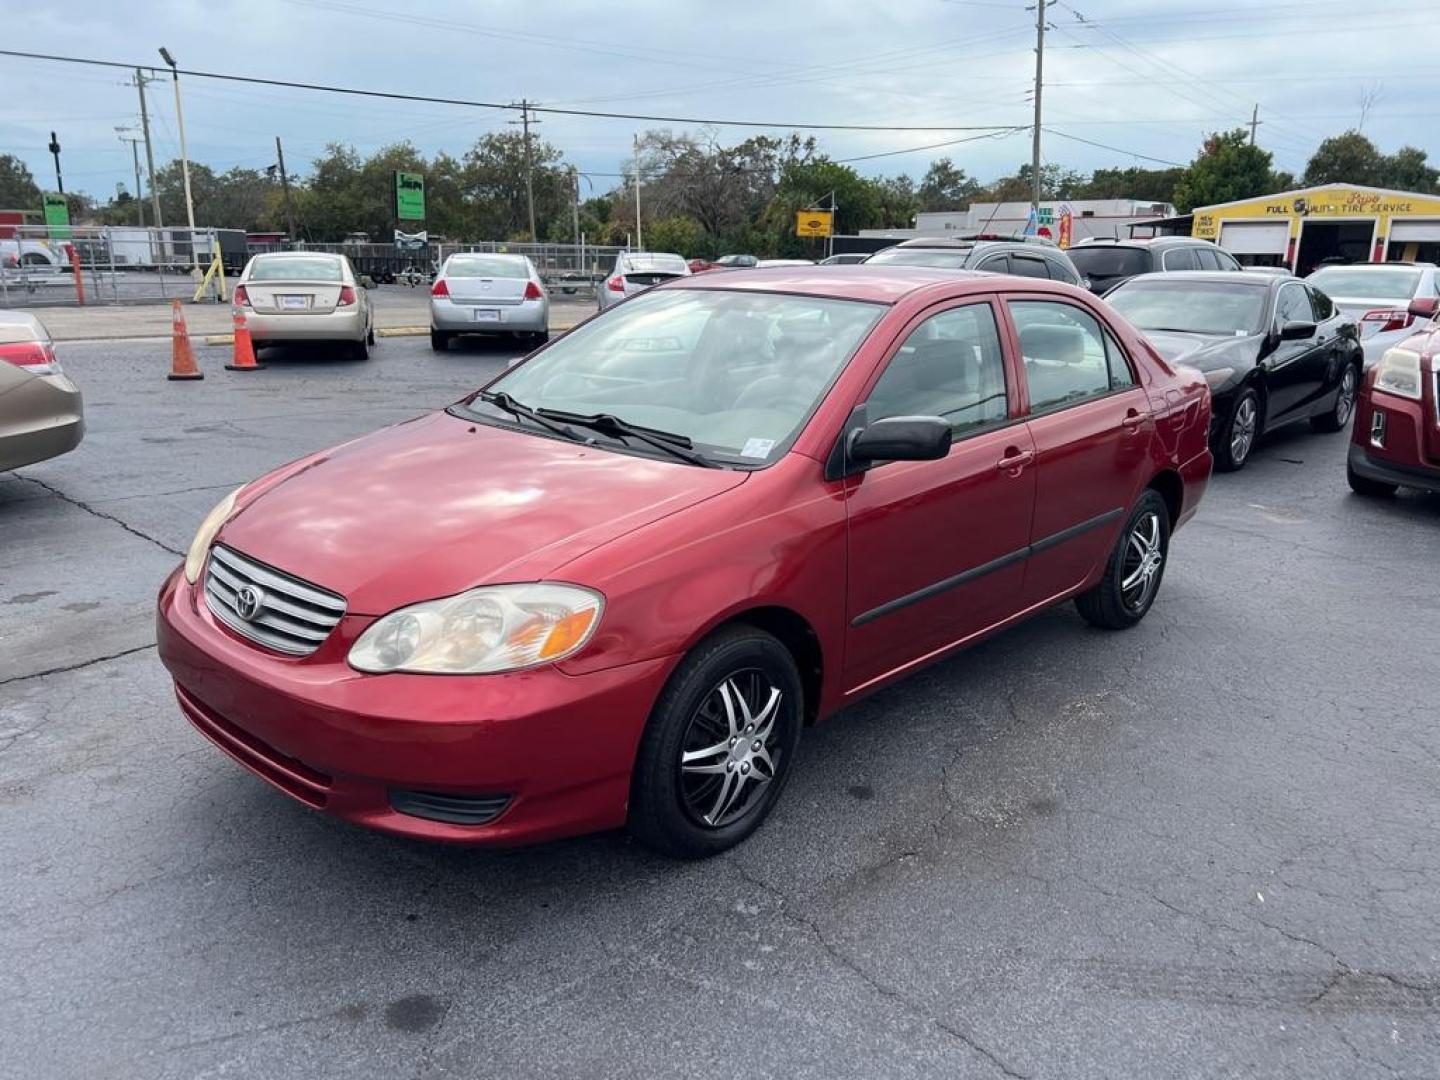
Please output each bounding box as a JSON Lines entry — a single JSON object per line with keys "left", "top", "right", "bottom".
{"left": 159, "top": 47, "right": 199, "bottom": 273}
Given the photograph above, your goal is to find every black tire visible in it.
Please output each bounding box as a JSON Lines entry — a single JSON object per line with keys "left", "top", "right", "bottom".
{"left": 430, "top": 330, "right": 450, "bottom": 352}
{"left": 629, "top": 626, "right": 803, "bottom": 858}
{"left": 1213, "top": 386, "right": 1261, "bottom": 472}
{"left": 530, "top": 330, "right": 550, "bottom": 347}
{"left": 1347, "top": 461, "right": 1398, "bottom": 497}
{"left": 1075, "top": 489, "right": 1171, "bottom": 631}
{"left": 366, "top": 324, "right": 377, "bottom": 346}
{"left": 1311, "top": 363, "right": 1359, "bottom": 433}
{"left": 348, "top": 337, "right": 369, "bottom": 361}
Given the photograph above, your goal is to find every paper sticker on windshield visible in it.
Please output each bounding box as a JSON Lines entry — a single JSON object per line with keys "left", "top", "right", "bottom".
{"left": 740, "top": 438, "right": 776, "bottom": 459}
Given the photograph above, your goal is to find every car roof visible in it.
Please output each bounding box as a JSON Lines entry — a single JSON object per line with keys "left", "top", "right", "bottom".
{"left": 672, "top": 264, "right": 1040, "bottom": 303}
{"left": 253, "top": 250, "right": 343, "bottom": 258}
{"left": 1114, "top": 270, "right": 1276, "bottom": 290}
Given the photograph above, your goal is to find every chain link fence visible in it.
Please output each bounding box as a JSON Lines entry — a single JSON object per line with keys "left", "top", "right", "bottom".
{"left": 0, "top": 225, "right": 241, "bottom": 308}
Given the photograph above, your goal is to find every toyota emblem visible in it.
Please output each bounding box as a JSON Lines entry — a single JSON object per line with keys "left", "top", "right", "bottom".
{"left": 234, "top": 584, "right": 265, "bottom": 622}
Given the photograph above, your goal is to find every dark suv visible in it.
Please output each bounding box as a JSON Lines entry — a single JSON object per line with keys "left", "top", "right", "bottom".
{"left": 1069, "top": 237, "right": 1242, "bottom": 295}
{"left": 864, "top": 235, "right": 1083, "bottom": 286}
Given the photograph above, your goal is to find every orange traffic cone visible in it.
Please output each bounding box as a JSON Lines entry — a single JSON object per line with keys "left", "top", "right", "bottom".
{"left": 167, "top": 299, "right": 203, "bottom": 381}
{"left": 225, "top": 310, "right": 265, "bottom": 371}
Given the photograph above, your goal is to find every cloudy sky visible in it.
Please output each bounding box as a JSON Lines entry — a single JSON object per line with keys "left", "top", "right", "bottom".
{"left": 3, "top": 0, "right": 1439, "bottom": 204}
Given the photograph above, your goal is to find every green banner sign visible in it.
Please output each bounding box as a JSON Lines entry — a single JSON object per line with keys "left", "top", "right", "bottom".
{"left": 42, "top": 192, "right": 70, "bottom": 237}
{"left": 395, "top": 171, "right": 425, "bottom": 221}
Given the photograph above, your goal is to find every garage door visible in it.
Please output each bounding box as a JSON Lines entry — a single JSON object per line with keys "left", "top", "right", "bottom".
{"left": 1389, "top": 220, "right": 1440, "bottom": 242}
{"left": 1218, "top": 221, "right": 1290, "bottom": 256}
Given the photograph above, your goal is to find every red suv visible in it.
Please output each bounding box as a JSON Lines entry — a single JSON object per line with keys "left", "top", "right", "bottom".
{"left": 157, "top": 268, "right": 1212, "bottom": 857}
{"left": 1348, "top": 299, "right": 1440, "bottom": 497}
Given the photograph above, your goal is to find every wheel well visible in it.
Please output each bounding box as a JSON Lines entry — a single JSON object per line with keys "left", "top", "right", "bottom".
{"left": 722, "top": 607, "right": 823, "bottom": 725}
{"left": 1147, "top": 469, "right": 1183, "bottom": 528}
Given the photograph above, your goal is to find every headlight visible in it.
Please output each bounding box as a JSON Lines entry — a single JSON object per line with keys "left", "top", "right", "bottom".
{"left": 1202, "top": 367, "right": 1236, "bottom": 389}
{"left": 348, "top": 583, "right": 603, "bottom": 675}
{"left": 1374, "top": 347, "right": 1423, "bottom": 400}
{"left": 183, "top": 487, "right": 242, "bottom": 584}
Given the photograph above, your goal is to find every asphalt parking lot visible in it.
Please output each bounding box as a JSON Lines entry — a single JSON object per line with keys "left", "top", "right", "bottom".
{"left": 3, "top": 334, "right": 1439, "bottom": 1079}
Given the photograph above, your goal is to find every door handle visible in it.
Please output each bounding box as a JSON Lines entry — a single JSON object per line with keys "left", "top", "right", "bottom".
{"left": 1121, "top": 409, "right": 1149, "bottom": 430}
{"left": 997, "top": 447, "right": 1034, "bottom": 472}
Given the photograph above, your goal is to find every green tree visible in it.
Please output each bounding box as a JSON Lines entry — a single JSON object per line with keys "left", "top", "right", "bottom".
{"left": 1172, "top": 130, "right": 1279, "bottom": 212}
{"left": 761, "top": 158, "right": 882, "bottom": 257}
{"left": 1380, "top": 146, "right": 1438, "bottom": 193}
{"left": 872, "top": 174, "right": 919, "bottom": 228}
{"left": 645, "top": 215, "right": 707, "bottom": 257}
{"left": 1303, "top": 131, "right": 1385, "bottom": 187}
{"left": 917, "top": 158, "right": 980, "bottom": 211}
{"left": 0, "top": 154, "right": 41, "bottom": 210}
{"left": 1077, "top": 166, "right": 1185, "bottom": 204}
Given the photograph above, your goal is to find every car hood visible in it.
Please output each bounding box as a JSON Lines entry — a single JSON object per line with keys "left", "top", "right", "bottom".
{"left": 1141, "top": 329, "right": 1264, "bottom": 373}
{"left": 216, "top": 410, "right": 748, "bottom": 614}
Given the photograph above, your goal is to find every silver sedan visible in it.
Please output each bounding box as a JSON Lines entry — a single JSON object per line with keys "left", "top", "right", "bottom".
{"left": 233, "top": 252, "right": 374, "bottom": 359}
{"left": 597, "top": 252, "right": 690, "bottom": 312}
{"left": 0, "top": 311, "right": 83, "bottom": 470}
{"left": 430, "top": 253, "right": 549, "bottom": 350}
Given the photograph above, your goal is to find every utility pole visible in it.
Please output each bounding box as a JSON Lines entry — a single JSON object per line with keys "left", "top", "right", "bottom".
{"left": 1030, "top": 0, "right": 1047, "bottom": 215}
{"left": 159, "top": 47, "right": 199, "bottom": 272}
{"left": 275, "top": 136, "right": 297, "bottom": 241}
{"left": 48, "top": 131, "right": 63, "bottom": 195}
{"left": 569, "top": 166, "right": 580, "bottom": 246}
{"left": 1248, "top": 104, "right": 1262, "bottom": 146}
{"left": 633, "top": 134, "right": 643, "bottom": 251}
{"left": 132, "top": 68, "right": 162, "bottom": 227}
{"left": 116, "top": 127, "right": 145, "bottom": 224}
{"left": 508, "top": 100, "right": 539, "bottom": 243}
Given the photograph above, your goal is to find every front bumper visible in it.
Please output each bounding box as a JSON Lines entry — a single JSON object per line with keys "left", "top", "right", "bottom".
{"left": 1347, "top": 443, "right": 1440, "bottom": 494}
{"left": 430, "top": 297, "right": 548, "bottom": 333}
{"left": 156, "top": 567, "right": 673, "bottom": 846}
{"left": 242, "top": 307, "right": 366, "bottom": 342}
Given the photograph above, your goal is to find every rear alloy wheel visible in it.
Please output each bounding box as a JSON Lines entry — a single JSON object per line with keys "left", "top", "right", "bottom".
{"left": 367, "top": 324, "right": 376, "bottom": 346}
{"left": 1075, "top": 490, "right": 1171, "bottom": 630}
{"left": 349, "top": 336, "right": 369, "bottom": 361}
{"left": 1347, "top": 461, "right": 1398, "bottom": 497}
{"left": 1312, "top": 364, "right": 1358, "bottom": 433}
{"left": 1215, "top": 387, "right": 1260, "bottom": 472}
{"left": 629, "top": 627, "right": 802, "bottom": 858}
{"left": 430, "top": 330, "right": 450, "bottom": 352}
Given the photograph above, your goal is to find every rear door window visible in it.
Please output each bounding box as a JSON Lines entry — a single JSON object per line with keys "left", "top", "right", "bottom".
{"left": 1194, "top": 248, "right": 1223, "bottom": 271}
{"left": 1044, "top": 258, "right": 1079, "bottom": 284}
{"left": 1307, "top": 286, "right": 1334, "bottom": 321}
{"left": 974, "top": 254, "right": 1010, "bottom": 274}
{"left": 1161, "top": 247, "right": 1200, "bottom": 271}
{"left": 1009, "top": 255, "right": 1052, "bottom": 279}
{"left": 1009, "top": 301, "right": 1115, "bottom": 413}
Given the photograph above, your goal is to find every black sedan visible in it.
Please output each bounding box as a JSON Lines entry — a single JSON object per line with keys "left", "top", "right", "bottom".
{"left": 1105, "top": 272, "right": 1364, "bottom": 471}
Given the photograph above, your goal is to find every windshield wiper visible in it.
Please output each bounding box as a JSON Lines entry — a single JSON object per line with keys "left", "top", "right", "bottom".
{"left": 477, "top": 391, "right": 589, "bottom": 443}
{"left": 535, "top": 409, "right": 718, "bottom": 468}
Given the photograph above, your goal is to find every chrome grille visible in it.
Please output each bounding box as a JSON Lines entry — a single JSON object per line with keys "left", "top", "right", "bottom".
{"left": 204, "top": 544, "right": 346, "bottom": 656}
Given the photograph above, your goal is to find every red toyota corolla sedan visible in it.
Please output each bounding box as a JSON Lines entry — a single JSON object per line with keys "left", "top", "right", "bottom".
{"left": 158, "top": 267, "right": 1212, "bottom": 857}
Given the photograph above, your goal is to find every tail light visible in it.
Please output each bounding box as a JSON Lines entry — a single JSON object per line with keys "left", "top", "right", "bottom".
{"left": 431, "top": 278, "right": 449, "bottom": 298}
{"left": 233, "top": 284, "right": 250, "bottom": 306}
{"left": 0, "top": 340, "right": 59, "bottom": 376}
{"left": 337, "top": 285, "right": 357, "bottom": 306}
{"left": 523, "top": 280, "right": 544, "bottom": 301}
{"left": 606, "top": 275, "right": 625, "bottom": 293}
{"left": 1360, "top": 309, "right": 1412, "bottom": 333}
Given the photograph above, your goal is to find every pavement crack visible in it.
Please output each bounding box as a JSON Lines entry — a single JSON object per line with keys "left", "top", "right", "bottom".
{"left": 14, "top": 474, "right": 183, "bottom": 555}
{"left": 0, "top": 642, "right": 157, "bottom": 692}
{"left": 733, "top": 865, "right": 1028, "bottom": 1079}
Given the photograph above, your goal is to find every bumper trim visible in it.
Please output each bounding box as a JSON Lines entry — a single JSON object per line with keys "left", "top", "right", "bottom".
{"left": 176, "top": 683, "right": 332, "bottom": 808}
{"left": 1348, "top": 443, "right": 1440, "bottom": 494}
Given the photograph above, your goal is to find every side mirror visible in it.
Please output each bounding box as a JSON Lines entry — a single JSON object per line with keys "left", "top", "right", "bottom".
{"left": 1408, "top": 296, "right": 1438, "bottom": 319}
{"left": 849, "top": 416, "right": 952, "bottom": 465}
{"left": 1279, "top": 320, "right": 1317, "bottom": 341}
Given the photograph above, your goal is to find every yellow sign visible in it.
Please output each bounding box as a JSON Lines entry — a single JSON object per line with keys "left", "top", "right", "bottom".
{"left": 1192, "top": 185, "right": 1440, "bottom": 241}
{"left": 796, "top": 210, "right": 833, "bottom": 238}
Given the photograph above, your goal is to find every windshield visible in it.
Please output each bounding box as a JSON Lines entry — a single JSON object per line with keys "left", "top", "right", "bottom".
{"left": 477, "top": 288, "right": 884, "bottom": 465}
{"left": 1068, "top": 246, "right": 1149, "bottom": 279}
{"left": 866, "top": 248, "right": 971, "bottom": 269}
{"left": 248, "top": 256, "right": 343, "bottom": 281}
{"left": 1305, "top": 266, "right": 1421, "bottom": 299}
{"left": 446, "top": 256, "right": 527, "bottom": 278}
{"left": 1107, "top": 279, "right": 1269, "bottom": 335}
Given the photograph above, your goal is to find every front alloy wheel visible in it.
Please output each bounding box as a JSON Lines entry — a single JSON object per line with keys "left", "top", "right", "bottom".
{"left": 629, "top": 627, "right": 802, "bottom": 857}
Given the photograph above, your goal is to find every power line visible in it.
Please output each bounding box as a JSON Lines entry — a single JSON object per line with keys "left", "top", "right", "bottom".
{"left": 834, "top": 128, "right": 1026, "bottom": 164}
{"left": 1043, "top": 128, "right": 1186, "bottom": 167}
{"left": 0, "top": 49, "right": 1023, "bottom": 133}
